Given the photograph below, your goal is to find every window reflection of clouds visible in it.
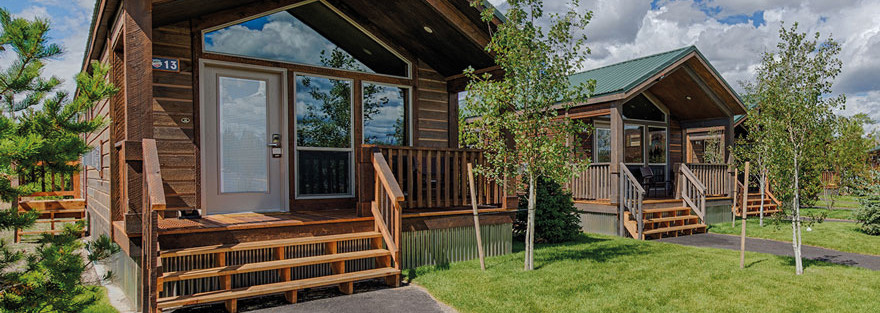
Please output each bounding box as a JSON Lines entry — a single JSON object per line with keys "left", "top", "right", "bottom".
{"left": 219, "top": 77, "right": 268, "bottom": 193}
{"left": 363, "top": 84, "right": 406, "bottom": 146}
{"left": 205, "top": 12, "right": 373, "bottom": 73}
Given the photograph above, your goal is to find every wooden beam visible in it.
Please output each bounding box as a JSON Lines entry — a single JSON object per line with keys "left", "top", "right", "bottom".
{"left": 425, "top": 0, "right": 490, "bottom": 50}
{"left": 609, "top": 102, "right": 623, "bottom": 207}
{"left": 682, "top": 64, "right": 733, "bottom": 117}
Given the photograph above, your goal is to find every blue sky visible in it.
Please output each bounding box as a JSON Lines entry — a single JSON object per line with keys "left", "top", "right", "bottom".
{"left": 3, "top": 0, "right": 879, "bottom": 130}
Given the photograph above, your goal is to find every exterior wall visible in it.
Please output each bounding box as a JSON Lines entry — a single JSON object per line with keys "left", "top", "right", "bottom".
{"left": 578, "top": 211, "right": 618, "bottom": 236}
{"left": 84, "top": 46, "right": 113, "bottom": 238}
{"left": 704, "top": 198, "right": 734, "bottom": 225}
{"left": 152, "top": 21, "right": 197, "bottom": 212}
{"left": 401, "top": 222, "right": 512, "bottom": 269}
{"left": 415, "top": 61, "right": 452, "bottom": 148}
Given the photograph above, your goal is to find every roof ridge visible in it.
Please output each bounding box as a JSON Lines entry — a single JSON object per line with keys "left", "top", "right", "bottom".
{"left": 572, "top": 45, "right": 694, "bottom": 77}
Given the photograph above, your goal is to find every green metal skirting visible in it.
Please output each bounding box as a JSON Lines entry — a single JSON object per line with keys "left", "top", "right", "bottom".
{"left": 401, "top": 223, "right": 512, "bottom": 269}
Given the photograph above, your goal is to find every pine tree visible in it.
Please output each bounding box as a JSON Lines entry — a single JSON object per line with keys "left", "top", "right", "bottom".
{"left": 0, "top": 8, "right": 117, "bottom": 312}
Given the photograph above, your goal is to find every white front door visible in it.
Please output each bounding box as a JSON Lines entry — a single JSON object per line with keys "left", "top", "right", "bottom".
{"left": 200, "top": 63, "right": 288, "bottom": 214}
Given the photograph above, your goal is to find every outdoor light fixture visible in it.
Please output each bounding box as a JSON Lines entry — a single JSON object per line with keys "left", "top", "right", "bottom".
{"left": 686, "top": 96, "right": 692, "bottom": 100}
{"left": 423, "top": 26, "right": 434, "bottom": 34}
{"left": 363, "top": 48, "right": 372, "bottom": 55}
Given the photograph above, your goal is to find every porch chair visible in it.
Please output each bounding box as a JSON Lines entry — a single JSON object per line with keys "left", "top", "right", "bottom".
{"left": 639, "top": 166, "right": 666, "bottom": 198}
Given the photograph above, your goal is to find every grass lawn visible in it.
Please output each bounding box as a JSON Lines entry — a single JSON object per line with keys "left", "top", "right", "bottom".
{"left": 800, "top": 207, "right": 855, "bottom": 220}
{"left": 815, "top": 194, "right": 861, "bottom": 209}
{"left": 709, "top": 219, "right": 879, "bottom": 256}
{"left": 410, "top": 234, "right": 880, "bottom": 313}
{"left": 82, "top": 286, "right": 119, "bottom": 313}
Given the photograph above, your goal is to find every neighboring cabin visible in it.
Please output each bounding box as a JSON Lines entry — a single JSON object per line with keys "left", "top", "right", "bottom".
{"left": 76, "top": 0, "right": 770, "bottom": 312}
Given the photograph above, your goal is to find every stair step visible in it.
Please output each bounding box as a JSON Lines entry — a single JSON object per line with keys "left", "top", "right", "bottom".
{"left": 745, "top": 204, "right": 778, "bottom": 210}
{"left": 644, "top": 215, "right": 699, "bottom": 223}
{"left": 643, "top": 223, "right": 706, "bottom": 235}
{"left": 162, "top": 249, "right": 391, "bottom": 282}
{"left": 161, "top": 232, "right": 383, "bottom": 258}
{"left": 157, "top": 267, "right": 400, "bottom": 309}
{"left": 643, "top": 207, "right": 691, "bottom": 214}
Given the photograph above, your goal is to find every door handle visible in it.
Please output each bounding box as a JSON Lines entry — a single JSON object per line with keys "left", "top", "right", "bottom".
{"left": 267, "top": 142, "right": 281, "bottom": 148}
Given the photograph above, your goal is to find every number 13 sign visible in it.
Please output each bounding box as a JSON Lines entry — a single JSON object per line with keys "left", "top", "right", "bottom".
{"left": 152, "top": 57, "right": 180, "bottom": 72}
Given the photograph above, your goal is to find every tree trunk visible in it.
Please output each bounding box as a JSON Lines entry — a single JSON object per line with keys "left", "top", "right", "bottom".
{"left": 792, "top": 155, "right": 804, "bottom": 275}
{"left": 760, "top": 170, "right": 766, "bottom": 227}
{"left": 525, "top": 172, "right": 537, "bottom": 270}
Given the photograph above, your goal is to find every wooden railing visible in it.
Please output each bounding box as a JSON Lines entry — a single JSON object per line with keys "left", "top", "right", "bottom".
{"left": 142, "top": 139, "right": 165, "bottom": 312}
{"left": 569, "top": 163, "right": 611, "bottom": 200}
{"left": 17, "top": 161, "right": 82, "bottom": 198}
{"left": 365, "top": 145, "right": 505, "bottom": 209}
{"left": 679, "top": 164, "right": 707, "bottom": 224}
{"left": 685, "top": 163, "right": 729, "bottom": 196}
{"left": 371, "top": 152, "right": 403, "bottom": 271}
{"left": 619, "top": 164, "right": 645, "bottom": 239}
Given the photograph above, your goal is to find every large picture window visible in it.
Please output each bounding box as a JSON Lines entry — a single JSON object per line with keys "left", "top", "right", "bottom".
{"left": 594, "top": 126, "right": 611, "bottom": 163}
{"left": 647, "top": 127, "right": 667, "bottom": 164}
{"left": 624, "top": 125, "right": 644, "bottom": 164}
{"left": 295, "top": 74, "right": 353, "bottom": 197}
{"left": 203, "top": 0, "right": 409, "bottom": 77}
{"left": 363, "top": 83, "right": 408, "bottom": 146}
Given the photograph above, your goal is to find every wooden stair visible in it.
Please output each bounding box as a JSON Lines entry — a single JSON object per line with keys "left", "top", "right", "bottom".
{"left": 624, "top": 206, "right": 707, "bottom": 240}
{"left": 156, "top": 231, "right": 400, "bottom": 312}
{"left": 735, "top": 193, "right": 782, "bottom": 217}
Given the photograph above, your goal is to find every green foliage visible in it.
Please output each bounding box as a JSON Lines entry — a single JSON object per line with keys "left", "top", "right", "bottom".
{"left": 461, "top": 0, "right": 594, "bottom": 270}
{"left": 0, "top": 7, "right": 117, "bottom": 312}
{"left": 514, "top": 177, "right": 580, "bottom": 243}
{"left": 86, "top": 234, "right": 121, "bottom": 263}
{"left": 854, "top": 190, "right": 880, "bottom": 236}
{"left": 738, "top": 22, "right": 844, "bottom": 274}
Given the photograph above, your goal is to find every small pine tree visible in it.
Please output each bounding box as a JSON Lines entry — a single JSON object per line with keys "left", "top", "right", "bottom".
{"left": 0, "top": 8, "right": 117, "bottom": 312}
{"left": 515, "top": 177, "right": 581, "bottom": 243}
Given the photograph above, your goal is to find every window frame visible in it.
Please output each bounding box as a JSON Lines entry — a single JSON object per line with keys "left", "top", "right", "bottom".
{"left": 293, "top": 72, "right": 356, "bottom": 199}
{"left": 593, "top": 121, "right": 611, "bottom": 164}
{"left": 200, "top": 0, "right": 412, "bottom": 80}
{"left": 360, "top": 81, "right": 412, "bottom": 146}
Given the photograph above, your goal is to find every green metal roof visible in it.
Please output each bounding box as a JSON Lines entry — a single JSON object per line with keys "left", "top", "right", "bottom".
{"left": 569, "top": 46, "right": 696, "bottom": 98}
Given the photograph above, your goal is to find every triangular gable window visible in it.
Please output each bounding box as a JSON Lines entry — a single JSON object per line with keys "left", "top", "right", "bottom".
{"left": 622, "top": 94, "right": 666, "bottom": 122}
{"left": 203, "top": 0, "right": 410, "bottom": 77}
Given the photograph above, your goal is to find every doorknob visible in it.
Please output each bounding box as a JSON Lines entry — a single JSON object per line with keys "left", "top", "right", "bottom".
{"left": 268, "top": 134, "right": 282, "bottom": 158}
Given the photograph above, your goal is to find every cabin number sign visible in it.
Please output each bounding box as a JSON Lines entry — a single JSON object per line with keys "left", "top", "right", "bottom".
{"left": 152, "top": 57, "right": 180, "bottom": 72}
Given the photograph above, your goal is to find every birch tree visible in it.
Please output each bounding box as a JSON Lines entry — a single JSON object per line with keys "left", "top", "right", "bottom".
{"left": 748, "top": 23, "right": 843, "bottom": 275}
{"left": 461, "top": 0, "right": 594, "bottom": 270}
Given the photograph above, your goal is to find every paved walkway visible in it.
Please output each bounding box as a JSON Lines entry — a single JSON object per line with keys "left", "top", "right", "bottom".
{"left": 658, "top": 233, "right": 880, "bottom": 271}
{"left": 249, "top": 285, "right": 456, "bottom": 313}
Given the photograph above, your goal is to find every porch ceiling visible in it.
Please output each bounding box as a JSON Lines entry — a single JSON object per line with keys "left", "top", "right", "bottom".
{"left": 151, "top": 0, "right": 496, "bottom": 77}
{"left": 647, "top": 60, "right": 732, "bottom": 121}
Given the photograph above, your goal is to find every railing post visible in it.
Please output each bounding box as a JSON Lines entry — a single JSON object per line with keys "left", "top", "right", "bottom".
{"left": 618, "top": 165, "right": 624, "bottom": 237}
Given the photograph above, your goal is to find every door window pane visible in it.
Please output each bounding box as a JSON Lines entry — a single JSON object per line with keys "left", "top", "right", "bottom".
{"left": 594, "top": 127, "right": 611, "bottom": 163}
{"left": 624, "top": 125, "right": 644, "bottom": 163}
{"left": 363, "top": 83, "right": 407, "bottom": 145}
{"left": 297, "top": 150, "right": 351, "bottom": 195}
{"left": 295, "top": 75, "right": 352, "bottom": 148}
{"left": 648, "top": 127, "right": 667, "bottom": 164}
{"left": 219, "top": 77, "right": 268, "bottom": 193}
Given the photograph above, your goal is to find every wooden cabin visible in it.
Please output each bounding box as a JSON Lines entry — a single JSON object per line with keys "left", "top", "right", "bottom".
{"left": 79, "top": 1, "right": 514, "bottom": 312}
{"left": 563, "top": 46, "right": 780, "bottom": 239}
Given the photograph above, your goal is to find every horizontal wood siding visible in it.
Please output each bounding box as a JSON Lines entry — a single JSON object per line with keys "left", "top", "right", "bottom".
{"left": 152, "top": 21, "right": 197, "bottom": 212}
{"left": 85, "top": 48, "right": 113, "bottom": 238}
{"left": 416, "top": 61, "right": 450, "bottom": 147}
{"left": 669, "top": 119, "right": 683, "bottom": 172}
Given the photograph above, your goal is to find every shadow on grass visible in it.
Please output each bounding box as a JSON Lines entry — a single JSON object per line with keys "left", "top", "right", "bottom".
{"left": 512, "top": 234, "right": 647, "bottom": 270}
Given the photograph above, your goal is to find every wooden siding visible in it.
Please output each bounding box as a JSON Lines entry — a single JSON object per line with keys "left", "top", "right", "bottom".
{"left": 152, "top": 21, "right": 197, "bottom": 212}
{"left": 669, "top": 119, "right": 683, "bottom": 176}
{"left": 85, "top": 45, "right": 114, "bottom": 238}
{"left": 416, "top": 61, "right": 451, "bottom": 147}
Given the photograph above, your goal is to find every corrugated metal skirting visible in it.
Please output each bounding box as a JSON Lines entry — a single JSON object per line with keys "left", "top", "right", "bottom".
{"left": 401, "top": 223, "right": 512, "bottom": 269}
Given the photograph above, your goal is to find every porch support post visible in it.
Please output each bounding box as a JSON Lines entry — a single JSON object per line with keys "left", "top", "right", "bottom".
{"left": 610, "top": 103, "right": 624, "bottom": 236}
{"left": 121, "top": 0, "right": 155, "bottom": 311}
{"left": 726, "top": 116, "right": 735, "bottom": 197}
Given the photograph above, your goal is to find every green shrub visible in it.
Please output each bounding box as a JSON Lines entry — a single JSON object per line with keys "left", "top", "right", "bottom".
{"left": 515, "top": 177, "right": 581, "bottom": 243}
{"left": 855, "top": 192, "right": 880, "bottom": 235}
